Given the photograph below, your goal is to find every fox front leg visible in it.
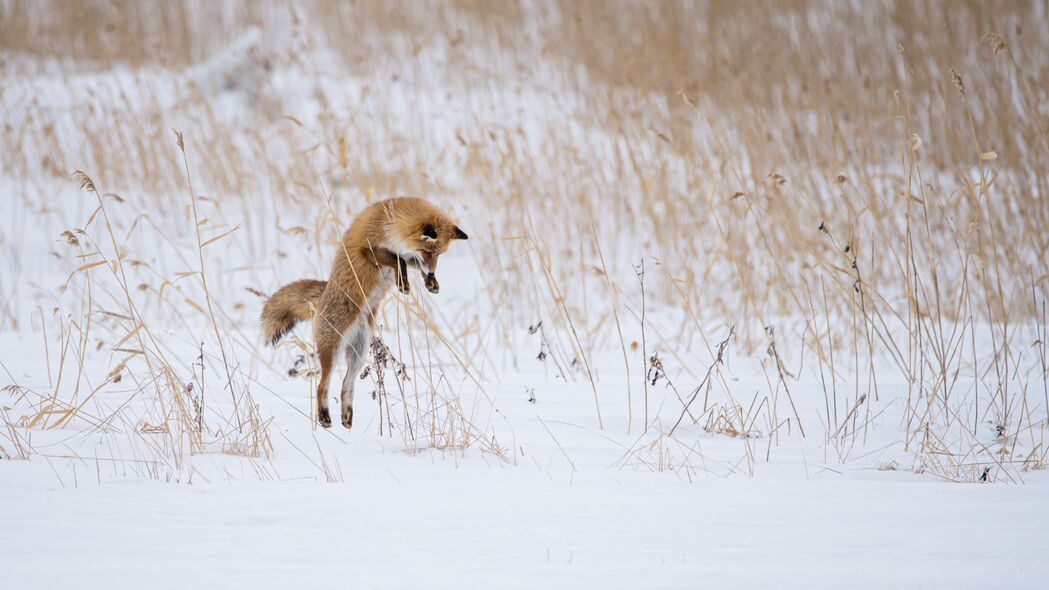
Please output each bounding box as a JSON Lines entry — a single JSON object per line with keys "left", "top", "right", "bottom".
{"left": 367, "top": 247, "right": 412, "bottom": 294}
{"left": 399, "top": 252, "right": 438, "bottom": 293}
{"left": 394, "top": 257, "right": 411, "bottom": 294}
{"left": 367, "top": 246, "right": 437, "bottom": 294}
{"left": 424, "top": 272, "right": 439, "bottom": 294}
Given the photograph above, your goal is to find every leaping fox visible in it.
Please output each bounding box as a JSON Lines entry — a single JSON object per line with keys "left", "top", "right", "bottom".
{"left": 260, "top": 197, "right": 468, "bottom": 428}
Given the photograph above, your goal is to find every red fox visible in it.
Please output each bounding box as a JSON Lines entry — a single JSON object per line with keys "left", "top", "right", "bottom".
{"left": 261, "top": 197, "right": 468, "bottom": 428}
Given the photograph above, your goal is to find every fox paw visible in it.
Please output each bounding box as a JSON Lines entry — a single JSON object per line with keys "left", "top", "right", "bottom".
{"left": 318, "top": 407, "right": 332, "bottom": 428}
{"left": 395, "top": 272, "right": 411, "bottom": 294}
{"left": 424, "top": 273, "right": 439, "bottom": 294}
{"left": 341, "top": 407, "right": 353, "bottom": 429}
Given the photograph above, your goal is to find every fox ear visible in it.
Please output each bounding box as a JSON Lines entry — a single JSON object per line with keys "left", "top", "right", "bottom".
{"left": 421, "top": 224, "right": 438, "bottom": 242}
{"left": 453, "top": 226, "right": 468, "bottom": 240}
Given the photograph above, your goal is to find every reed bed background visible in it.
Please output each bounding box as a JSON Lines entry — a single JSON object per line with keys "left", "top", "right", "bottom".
{"left": 1, "top": 0, "right": 1047, "bottom": 484}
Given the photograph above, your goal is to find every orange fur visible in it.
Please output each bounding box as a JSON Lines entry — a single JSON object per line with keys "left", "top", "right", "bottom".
{"left": 260, "top": 197, "right": 467, "bottom": 428}
{"left": 260, "top": 279, "right": 327, "bottom": 346}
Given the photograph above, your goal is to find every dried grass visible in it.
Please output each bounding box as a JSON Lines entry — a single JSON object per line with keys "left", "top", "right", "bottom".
{"left": 1, "top": 0, "right": 1047, "bottom": 483}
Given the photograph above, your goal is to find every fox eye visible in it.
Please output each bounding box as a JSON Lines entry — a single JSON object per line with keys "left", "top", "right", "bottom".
{"left": 453, "top": 226, "right": 468, "bottom": 240}
{"left": 421, "top": 225, "right": 438, "bottom": 242}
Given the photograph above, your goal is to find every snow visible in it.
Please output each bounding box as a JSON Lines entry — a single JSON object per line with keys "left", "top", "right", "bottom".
{"left": 5, "top": 467, "right": 1047, "bottom": 588}
{"left": 2, "top": 325, "right": 1047, "bottom": 588}
{"left": 3, "top": 3, "right": 1049, "bottom": 588}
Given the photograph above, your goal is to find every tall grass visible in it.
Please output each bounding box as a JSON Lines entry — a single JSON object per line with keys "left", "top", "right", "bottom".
{"left": 1, "top": 0, "right": 1046, "bottom": 482}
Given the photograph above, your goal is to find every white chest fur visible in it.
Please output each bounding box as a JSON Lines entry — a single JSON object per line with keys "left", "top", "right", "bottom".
{"left": 341, "top": 268, "right": 392, "bottom": 349}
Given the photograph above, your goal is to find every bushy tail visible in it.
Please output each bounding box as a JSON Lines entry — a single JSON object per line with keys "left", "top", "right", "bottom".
{"left": 260, "top": 279, "right": 327, "bottom": 346}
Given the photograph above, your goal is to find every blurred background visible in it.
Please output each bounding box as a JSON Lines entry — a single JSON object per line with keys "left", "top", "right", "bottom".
{"left": 2, "top": 1, "right": 1046, "bottom": 332}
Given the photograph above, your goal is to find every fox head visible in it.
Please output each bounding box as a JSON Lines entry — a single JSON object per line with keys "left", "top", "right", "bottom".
{"left": 395, "top": 218, "right": 468, "bottom": 275}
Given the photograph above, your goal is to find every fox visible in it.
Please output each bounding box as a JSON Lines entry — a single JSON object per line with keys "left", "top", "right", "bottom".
{"left": 260, "top": 197, "right": 468, "bottom": 429}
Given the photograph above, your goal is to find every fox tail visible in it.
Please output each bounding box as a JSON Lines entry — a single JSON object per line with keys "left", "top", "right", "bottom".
{"left": 260, "top": 279, "right": 327, "bottom": 346}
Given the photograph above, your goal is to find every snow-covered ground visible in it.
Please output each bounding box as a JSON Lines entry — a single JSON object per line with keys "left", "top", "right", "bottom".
{"left": 3, "top": 2, "right": 1049, "bottom": 588}
{"left": 5, "top": 462, "right": 1047, "bottom": 588}
{"left": 3, "top": 319, "right": 1047, "bottom": 587}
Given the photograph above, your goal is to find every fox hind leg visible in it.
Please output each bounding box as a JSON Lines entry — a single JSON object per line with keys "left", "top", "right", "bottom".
{"left": 340, "top": 320, "right": 371, "bottom": 429}
{"left": 313, "top": 313, "right": 344, "bottom": 429}
{"left": 315, "top": 341, "right": 335, "bottom": 428}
